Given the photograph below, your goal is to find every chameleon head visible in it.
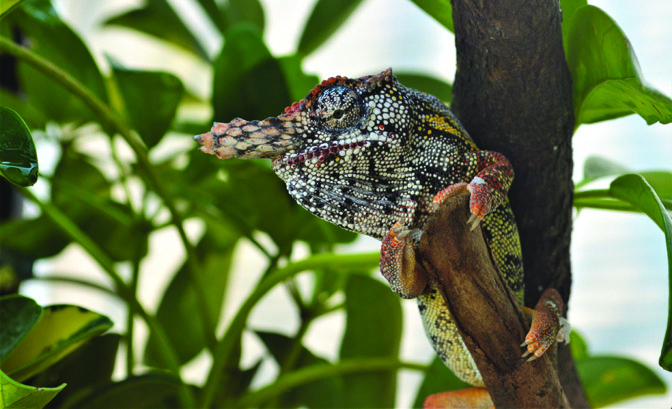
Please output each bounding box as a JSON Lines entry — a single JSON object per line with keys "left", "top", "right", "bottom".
{"left": 195, "top": 68, "right": 417, "bottom": 238}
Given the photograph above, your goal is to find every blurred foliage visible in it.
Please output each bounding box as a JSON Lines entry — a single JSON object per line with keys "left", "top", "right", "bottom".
{"left": 0, "top": 0, "right": 670, "bottom": 407}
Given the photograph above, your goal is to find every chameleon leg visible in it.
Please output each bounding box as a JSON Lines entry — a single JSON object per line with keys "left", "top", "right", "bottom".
{"left": 380, "top": 221, "right": 428, "bottom": 298}
{"left": 521, "top": 288, "right": 571, "bottom": 360}
{"left": 433, "top": 151, "right": 514, "bottom": 230}
{"left": 423, "top": 387, "right": 493, "bottom": 409}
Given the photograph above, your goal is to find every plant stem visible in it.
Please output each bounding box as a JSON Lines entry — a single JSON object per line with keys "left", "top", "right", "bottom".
{"left": 235, "top": 358, "right": 426, "bottom": 408}
{"left": 200, "top": 251, "right": 379, "bottom": 408}
{"left": 0, "top": 37, "right": 217, "bottom": 352}
{"left": 125, "top": 257, "right": 141, "bottom": 376}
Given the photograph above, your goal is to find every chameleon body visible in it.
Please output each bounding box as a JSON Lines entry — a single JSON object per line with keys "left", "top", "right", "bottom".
{"left": 196, "top": 69, "right": 565, "bottom": 391}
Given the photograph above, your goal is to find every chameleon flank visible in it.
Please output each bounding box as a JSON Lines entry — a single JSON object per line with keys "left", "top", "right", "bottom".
{"left": 196, "top": 69, "right": 568, "bottom": 400}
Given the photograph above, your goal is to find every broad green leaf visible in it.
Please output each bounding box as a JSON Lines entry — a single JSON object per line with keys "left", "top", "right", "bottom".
{"left": 278, "top": 55, "right": 320, "bottom": 102}
{"left": 395, "top": 73, "right": 452, "bottom": 103}
{"left": 409, "top": 0, "right": 453, "bottom": 32}
{"left": 256, "top": 331, "right": 344, "bottom": 408}
{"left": 569, "top": 330, "right": 589, "bottom": 361}
{"left": 10, "top": 0, "right": 108, "bottom": 124}
{"left": 566, "top": 6, "right": 672, "bottom": 125}
{"left": 297, "top": 0, "right": 365, "bottom": 57}
{"left": 0, "top": 107, "right": 38, "bottom": 186}
{"left": 49, "top": 150, "right": 151, "bottom": 262}
{"left": 0, "top": 369, "right": 65, "bottom": 409}
{"left": 212, "top": 24, "right": 291, "bottom": 122}
{"left": 608, "top": 174, "right": 672, "bottom": 370}
{"left": 112, "top": 64, "right": 184, "bottom": 148}
{"left": 639, "top": 171, "right": 672, "bottom": 201}
{"left": 340, "top": 274, "right": 402, "bottom": 408}
{"left": 577, "top": 356, "right": 666, "bottom": 407}
{"left": 583, "top": 156, "right": 630, "bottom": 181}
{"left": 145, "top": 228, "right": 237, "bottom": 366}
{"left": 104, "top": 0, "right": 208, "bottom": 60}
{"left": 227, "top": 0, "right": 265, "bottom": 33}
{"left": 0, "top": 0, "right": 24, "bottom": 20}
{"left": 0, "top": 215, "right": 69, "bottom": 259}
{"left": 0, "top": 305, "right": 113, "bottom": 382}
{"left": 0, "top": 87, "right": 48, "bottom": 129}
{"left": 28, "top": 334, "right": 119, "bottom": 409}
{"left": 0, "top": 295, "right": 42, "bottom": 361}
{"left": 412, "top": 356, "right": 470, "bottom": 408}
{"left": 64, "top": 374, "right": 182, "bottom": 409}
{"left": 559, "top": 0, "right": 587, "bottom": 49}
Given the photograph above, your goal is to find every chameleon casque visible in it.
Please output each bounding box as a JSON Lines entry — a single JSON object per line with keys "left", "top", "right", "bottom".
{"left": 195, "top": 69, "right": 568, "bottom": 406}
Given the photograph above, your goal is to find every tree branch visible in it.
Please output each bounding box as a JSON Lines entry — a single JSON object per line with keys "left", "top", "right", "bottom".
{"left": 449, "top": 0, "right": 588, "bottom": 406}
{"left": 418, "top": 193, "right": 569, "bottom": 408}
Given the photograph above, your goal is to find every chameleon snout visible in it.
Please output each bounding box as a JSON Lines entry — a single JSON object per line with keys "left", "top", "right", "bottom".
{"left": 194, "top": 116, "right": 300, "bottom": 160}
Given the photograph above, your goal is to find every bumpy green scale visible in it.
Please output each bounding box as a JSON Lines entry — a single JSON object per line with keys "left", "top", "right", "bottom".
{"left": 195, "top": 68, "right": 523, "bottom": 386}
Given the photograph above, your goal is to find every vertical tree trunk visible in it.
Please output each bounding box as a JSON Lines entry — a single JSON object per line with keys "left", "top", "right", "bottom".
{"left": 448, "top": 0, "right": 588, "bottom": 406}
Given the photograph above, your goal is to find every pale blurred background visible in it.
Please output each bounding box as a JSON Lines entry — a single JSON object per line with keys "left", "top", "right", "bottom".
{"left": 20, "top": 0, "right": 672, "bottom": 407}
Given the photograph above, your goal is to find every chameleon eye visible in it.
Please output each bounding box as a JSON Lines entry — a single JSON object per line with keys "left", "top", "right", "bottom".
{"left": 315, "top": 86, "right": 361, "bottom": 129}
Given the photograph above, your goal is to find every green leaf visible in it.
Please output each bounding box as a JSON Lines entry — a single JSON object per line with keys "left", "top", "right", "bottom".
{"left": 412, "top": 356, "right": 470, "bottom": 408}
{"left": 395, "top": 73, "right": 452, "bottom": 103}
{"left": 64, "top": 373, "right": 182, "bottom": 409}
{"left": 559, "top": 0, "right": 587, "bottom": 49}
{"left": 256, "top": 331, "right": 344, "bottom": 408}
{"left": 297, "top": 0, "right": 365, "bottom": 57}
{"left": 227, "top": 0, "right": 265, "bottom": 33}
{"left": 339, "top": 274, "right": 402, "bottom": 408}
{"left": 577, "top": 356, "right": 666, "bottom": 407}
{"left": 49, "top": 150, "right": 151, "bottom": 262}
{"left": 639, "top": 171, "right": 672, "bottom": 201}
{"left": 409, "top": 0, "right": 453, "bottom": 32}
{"left": 608, "top": 174, "right": 672, "bottom": 370}
{"left": 0, "top": 0, "right": 24, "bottom": 20}
{"left": 144, "top": 228, "right": 237, "bottom": 367}
{"left": 27, "top": 334, "right": 120, "bottom": 409}
{"left": 566, "top": 6, "right": 672, "bottom": 125}
{"left": 569, "top": 330, "right": 589, "bottom": 361}
{"left": 212, "top": 24, "right": 291, "bottom": 122}
{"left": 104, "top": 0, "right": 208, "bottom": 60}
{"left": 0, "top": 304, "right": 113, "bottom": 382}
{"left": 0, "top": 369, "right": 65, "bottom": 409}
{"left": 278, "top": 55, "right": 320, "bottom": 102}
{"left": 0, "top": 215, "right": 69, "bottom": 259}
{"left": 0, "top": 295, "right": 42, "bottom": 362}
{"left": 112, "top": 64, "right": 184, "bottom": 148}
{"left": 10, "top": 0, "right": 109, "bottom": 124}
{"left": 583, "top": 156, "right": 630, "bottom": 181}
{"left": 0, "top": 107, "right": 38, "bottom": 187}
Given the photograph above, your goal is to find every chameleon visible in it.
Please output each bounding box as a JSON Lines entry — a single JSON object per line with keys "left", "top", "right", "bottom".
{"left": 195, "top": 68, "right": 569, "bottom": 407}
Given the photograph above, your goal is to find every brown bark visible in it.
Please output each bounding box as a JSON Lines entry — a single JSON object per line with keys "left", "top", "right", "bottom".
{"left": 419, "top": 193, "right": 570, "bottom": 408}
{"left": 447, "top": 0, "right": 589, "bottom": 406}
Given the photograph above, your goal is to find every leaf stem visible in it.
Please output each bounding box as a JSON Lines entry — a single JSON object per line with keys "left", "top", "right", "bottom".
{"left": 235, "top": 358, "right": 427, "bottom": 407}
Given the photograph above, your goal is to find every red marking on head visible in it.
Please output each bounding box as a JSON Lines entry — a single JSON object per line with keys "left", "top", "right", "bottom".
{"left": 284, "top": 100, "right": 303, "bottom": 114}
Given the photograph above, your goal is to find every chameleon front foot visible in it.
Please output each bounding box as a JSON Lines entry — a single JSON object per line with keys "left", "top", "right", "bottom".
{"left": 380, "top": 221, "right": 427, "bottom": 299}
{"left": 521, "top": 288, "right": 570, "bottom": 361}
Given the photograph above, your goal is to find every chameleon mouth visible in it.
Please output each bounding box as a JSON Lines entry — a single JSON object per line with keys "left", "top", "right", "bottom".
{"left": 275, "top": 133, "right": 395, "bottom": 169}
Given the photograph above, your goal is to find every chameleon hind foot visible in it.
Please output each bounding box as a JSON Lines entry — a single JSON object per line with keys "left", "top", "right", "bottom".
{"left": 423, "top": 387, "right": 493, "bottom": 409}
{"left": 521, "top": 288, "right": 571, "bottom": 361}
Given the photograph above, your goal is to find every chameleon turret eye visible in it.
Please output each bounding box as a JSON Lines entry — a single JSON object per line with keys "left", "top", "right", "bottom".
{"left": 315, "top": 86, "right": 361, "bottom": 129}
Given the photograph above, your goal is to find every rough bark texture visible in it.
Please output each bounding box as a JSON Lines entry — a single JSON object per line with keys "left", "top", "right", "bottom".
{"left": 447, "top": 0, "right": 589, "bottom": 407}
{"left": 419, "top": 194, "right": 570, "bottom": 408}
